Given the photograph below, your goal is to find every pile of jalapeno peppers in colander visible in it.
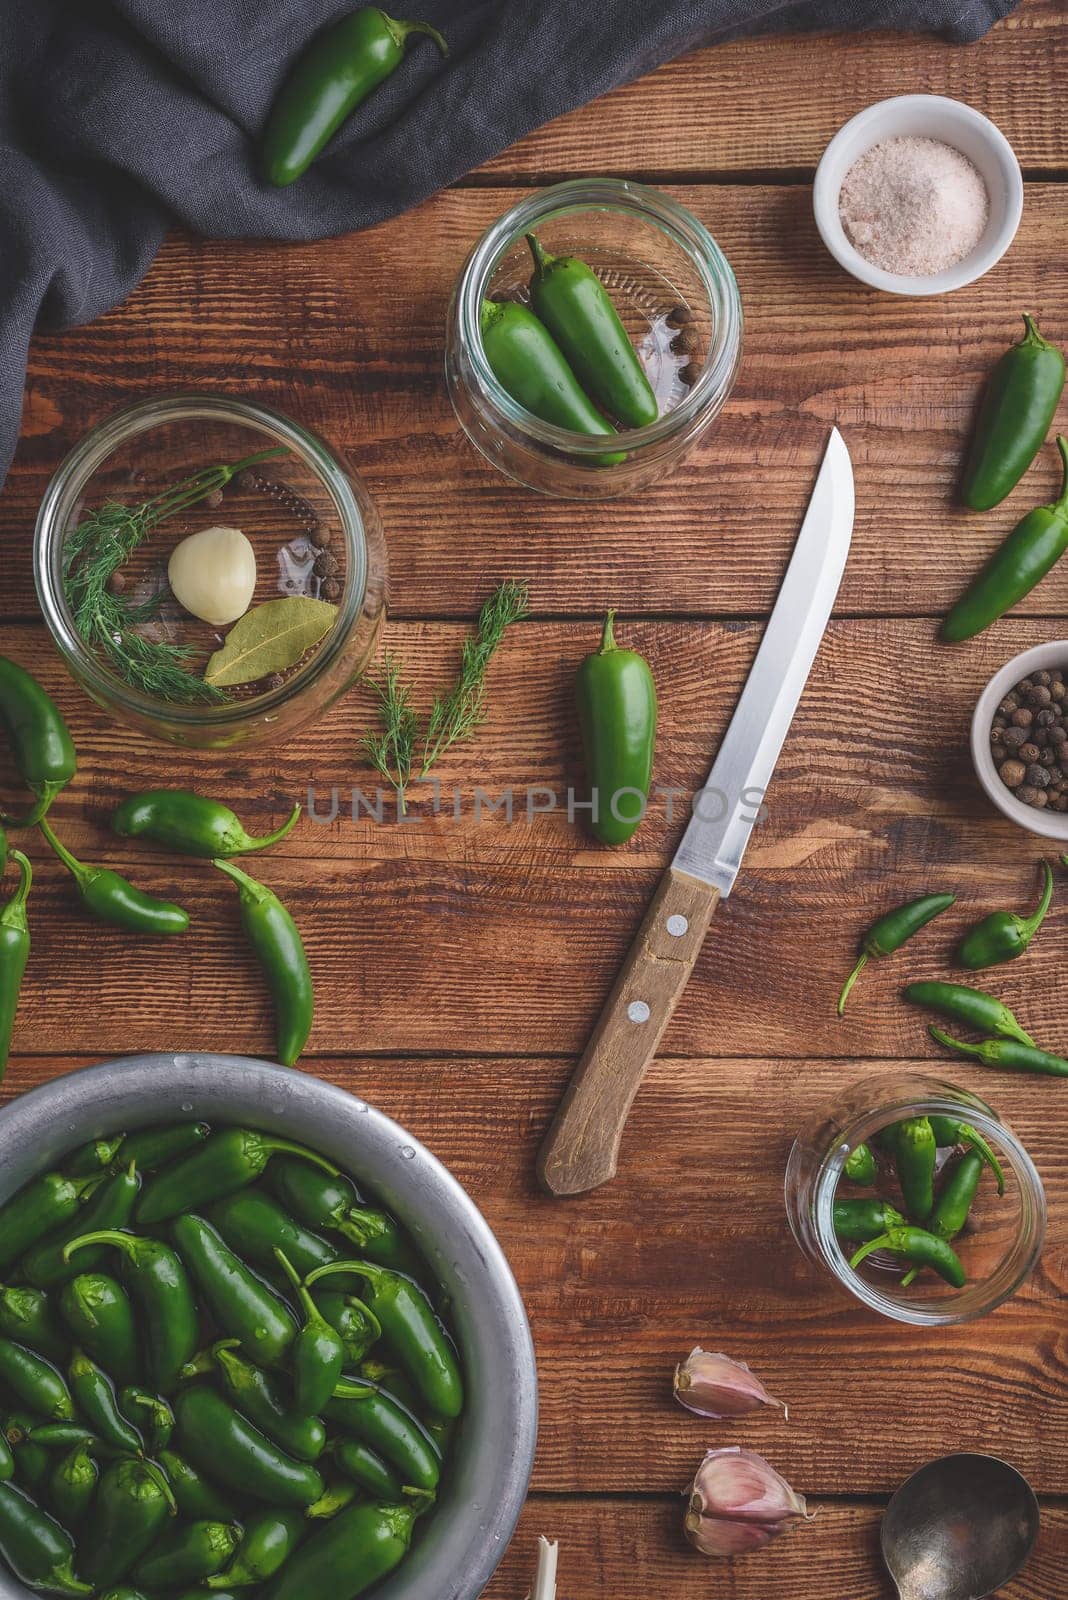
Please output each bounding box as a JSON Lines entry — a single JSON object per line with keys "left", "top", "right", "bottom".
{"left": 0, "top": 1120, "right": 462, "bottom": 1597}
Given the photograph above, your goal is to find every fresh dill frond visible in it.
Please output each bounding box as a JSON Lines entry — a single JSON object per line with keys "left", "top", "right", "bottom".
{"left": 361, "top": 654, "right": 418, "bottom": 814}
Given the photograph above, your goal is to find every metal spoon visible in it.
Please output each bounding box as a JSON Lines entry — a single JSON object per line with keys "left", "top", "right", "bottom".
{"left": 882, "top": 1453, "right": 1040, "bottom": 1600}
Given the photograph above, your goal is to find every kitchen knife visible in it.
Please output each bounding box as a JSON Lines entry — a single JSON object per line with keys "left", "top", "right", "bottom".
{"left": 537, "top": 428, "right": 855, "bottom": 1197}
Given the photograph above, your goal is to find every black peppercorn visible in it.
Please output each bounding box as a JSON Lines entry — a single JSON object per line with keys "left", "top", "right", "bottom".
{"left": 1033, "top": 669, "right": 1052, "bottom": 687}
{"left": 1051, "top": 726, "right": 1067, "bottom": 745}
{"left": 1026, "top": 764, "right": 1051, "bottom": 788}
{"left": 998, "top": 693, "right": 1020, "bottom": 715}
{"left": 310, "top": 525, "right": 333, "bottom": 550}
{"left": 107, "top": 570, "right": 127, "bottom": 595}
{"left": 1016, "top": 785, "right": 1040, "bottom": 805}
{"left": 266, "top": 672, "right": 286, "bottom": 690}
{"left": 1029, "top": 685, "right": 1052, "bottom": 707}
{"left": 666, "top": 303, "right": 695, "bottom": 327}
{"left": 313, "top": 551, "right": 340, "bottom": 579}
{"left": 205, "top": 488, "right": 224, "bottom": 509}
{"left": 1011, "top": 707, "right": 1034, "bottom": 728}
{"left": 1018, "top": 742, "right": 1041, "bottom": 764}
{"left": 1036, "top": 707, "right": 1057, "bottom": 728}
{"left": 321, "top": 578, "right": 342, "bottom": 602}
{"left": 1003, "top": 726, "right": 1028, "bottom": 750}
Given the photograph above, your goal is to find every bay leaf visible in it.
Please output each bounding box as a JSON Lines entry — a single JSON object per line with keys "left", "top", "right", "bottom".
{"left": 204, "top": 596, "right": 338, "bottom": 686}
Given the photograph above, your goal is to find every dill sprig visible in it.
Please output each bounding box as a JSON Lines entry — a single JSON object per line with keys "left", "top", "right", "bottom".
{"left": 361, "top": 580, "right": 529, "bottom": 813}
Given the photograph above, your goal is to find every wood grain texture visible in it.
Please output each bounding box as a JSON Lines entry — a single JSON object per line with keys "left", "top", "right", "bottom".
{"left": 7, "top": 184, "right": 1067, "bottom": 622}
{"left": 478, "top": 2, "right": 1066, "bottom": 179}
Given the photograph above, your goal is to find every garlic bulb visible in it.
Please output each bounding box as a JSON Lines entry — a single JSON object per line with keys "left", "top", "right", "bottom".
{"left": 168, "top": 525, "right": 257, "bottom": 627}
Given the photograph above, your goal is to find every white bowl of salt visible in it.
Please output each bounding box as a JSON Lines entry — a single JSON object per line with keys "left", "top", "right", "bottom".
{"left": 813, "top": 94, "right": 1023, "bottom": 296}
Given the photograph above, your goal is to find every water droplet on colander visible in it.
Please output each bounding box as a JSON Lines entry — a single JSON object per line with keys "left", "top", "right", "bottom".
{"left": 399, "top": 1145, "right": 416, "bottom": 1160}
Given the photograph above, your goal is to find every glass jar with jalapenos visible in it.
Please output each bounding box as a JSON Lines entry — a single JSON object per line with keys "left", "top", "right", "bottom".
{"left": 786, "top": 1074, "right": 1045, "bottom": 1326}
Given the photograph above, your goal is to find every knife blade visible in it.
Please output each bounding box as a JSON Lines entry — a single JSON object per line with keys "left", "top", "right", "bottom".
{"left": 537, "top": 428, "right": 855, "bottom": 1196}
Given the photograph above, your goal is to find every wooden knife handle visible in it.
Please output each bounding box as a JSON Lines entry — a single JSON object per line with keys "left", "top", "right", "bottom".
{"left": 536, "top": 865, "right": 721, "bottom": 1197}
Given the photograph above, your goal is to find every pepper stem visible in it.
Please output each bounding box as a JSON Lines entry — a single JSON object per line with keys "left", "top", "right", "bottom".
{"left": 304, "top": 1259, "right": 382, "bottom": 1292}
{"left": 260, "top": 1138, "right": 339, "bottom": 1178}
{"left": 241, "top": 803, "right": 302, "bottom": 853}
{"left": 274, "top": 1248, "right": 321, "bottom": 1324}
{"left": 848, "top": 1233, "right": 894, "bottom": 1272}
{"left": 525, "top": 232, "right": 552, "bottom": 277}
{"left": 0, "top": 852, "right": 32, "bottom": 925}
{"left": 836, "top": 952, "right": 868, "bottom": 1016}
{"left": 929, "top": 1024, "right": 984, "bottom": 1061}
{"left": 957, "top": 1121, "right": 1006, "bottom": 1195}
{"left": 212, "top": 856, "right": 260, "bottom": 898}
{"left": 1020, "top": 859, "right": 1054, "bottom": 938}
{"left": 1021, "top": 313, "right": 1052, "bottom": 351}
{"left": 0, "top": 779, "right": 64, "bottom": 829}
{"left": 599, "top": 609, "right": 617, "bottom": 654}
{"left": 62, "top": 1217, "right": 138, "bottom": 1265}
{"left": 383, "top": 14, "right": 449, "bottom": 55}
{"left": 38, "top": 818, "right": 88, "bottom": 888}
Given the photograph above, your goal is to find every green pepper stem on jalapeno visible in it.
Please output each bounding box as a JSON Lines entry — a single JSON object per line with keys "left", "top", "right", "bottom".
{"left": 132, "top": 1517, "right": 242, "bottom": 1589}
{"left": 837, "top": 892, "right": 955, "bottom": 1015}
{"left": 0, "top": 851, "right": 31, "bottom": 1081}
{"left": 58, "top": 1273, "right": 141, "bottom": 1387}
{"left": 38, "top": 817, "right": 190, "bottom": 936}
{"left": 925, "top": 1113, "right": 1005, "bottom": 1194}
{"left": 929, "top": 1024, "right": 1068, "bottom": 1078}
{"left": 957, "top": 860, "right": 1053, "bottom": 969}
{"left": 849, "top": 1226, "right": 966, "bottom": 1287}
{"left": 208, "top": 1338, "right": 325, "bottom": 1462}
{"left": 212, "top": 859, "right": 314, "bottom": 1067}
{"left": 903, "top": 979, "right": 1035, "bottom": 1046}
{"left": 112, "top": 790, "right": 301, "bottom": 857}
{"left": 275, "top": 1249, "right": 347, "bottom": 1416}
{"left": 842, "top": 1144, "right": 877, "bottom": 1186}
{"left": 203, "top": 1507, "right": 306, "bottom": 1590}
{"left": 0, "top": 657, "right": 77, "bottom": 828}
{"left": 960, "top": 315, "right": 1067, "bottom": 512}
{"left": 575, "top": 610, "right": 658, "bottom": 847}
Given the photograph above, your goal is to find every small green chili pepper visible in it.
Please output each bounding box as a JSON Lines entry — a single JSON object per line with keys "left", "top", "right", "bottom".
{"left": 39, "top": 818, "right": 190, "bottom": 936}
{"left": 832, "top": 1198, "right": 906, "bottom": 1241}
{"left": 265, "top": 1160, "right": 420, "bottom": 1277}
{"left": 173, "top": 1386, "right": 325, "bottom": 1508}
{"left": 890, "top": 1116, "right": 937, "bottom": 1223}
{"left": 575, "top": 610, "right": 658, "bottom": 847}
{"left": 0, "top": 1479, "right": 91, "bottom": 1594}
{"left": 21, "top": 1164, "right": 140, "bottom": 1289}
{"left": 119, "top": 1389, "right": 173, "bottom": 1455}
{"left": 837, "top": 892, "right": 955, "bottom": 1014}
{"left": 50, "top": 1441, "right": 98, "bottom": 1529}
{"left": 210, "top": 1340, "right": 325, "bottom": 1462}
{"left": 901, "top": 1149, "right": 986, "bottom": 1288}
{"left": 0, "top": 1170, "right": 105, "bottom": 1274}
{"left": 132, "top": 1518, "right": 242, "bottom": 1589}
{"left": 306, "top": 1260, "right": 462, "bottom": 1418}
{"left": 216, "top": 859, "right": 314, "bottom": 1065}
{"left": 0, "top": 656, "right": 77, "bottom": 828}
{"left": 262, "top": 7, "right": 448, "bottom": 187}
{"left": 263, "top": 1499, "right": 417, "bottom": 1600}
{"left": 479, "top": 300, "right": 624, "bottom": 465}
{"left": 113, "top": 790, "right": 301, "bottom": 857}
{"left": 172, "top": 1215, "right": 296, "bottom": 1367}
{"left": 849, "top": 1225, "right": 966, "bottom": 1287}
{"left": 927, "top": 1114, "right": 1005, "bottom": 1194}
{"left": 0, "top": 850, "right": 31, "bottom": 1080}
{"left": 958, "top": 861, "right": 1054, "bottom": 969}
{"left": 330, "top": 1436, "right": 403, "bottom": 1500}
{"left": 903, "top": 979, "right": 1034, "bottom": 1045}
{"left": 526, "top": 233, "right": 659, "bottom": 429}
{"left": 0, "top": 1339, "right": 74, "bottom": 1420}
{"left": 929, "top": 1024, "right": 1068, "bottom": 1078}
{"left": 206, "top": 1189, "right": 343, "bottom": 1283}
{"left": 326, "top": 1378, "right": 440, "bottom": 1492}
{"left": 63, "top": 1229, "right": 199, "bottom": 1393}
{"left": 156, "top": 1450, "right": 239, "bottom": 1524}
{"left": 0, "top": 1284, "right": 67, "bottom": 1363}
{"left": 59, "top": 1274, "right": 141, "bottom": 1386}
{"left": 960, "top": 315, "right": 1067, "bottom": 511}
{"left": 80, "top": 1457, "right": 177, "bottom": 1590}
{"left": 138, "top": 1128, "right": 336, "bottom": 1226}
{"left": 842, "top": 1144, "right": 877, "bottom": 1185}
{"left": 3, "top": 1415, "right": 51, "bottom": 1493}
{"left": 275, "top": 1250, "right": 347, "bottom": 1416}
{"left": 27, "top": 1424, "right": 103, "bottom": 1451}
{"left": 204, "top": 1507, "right": 305, "bottom": 1590}
{"left": 68, "top": 1351, "right": 143, "bottom": 1454}
{"left": 120, "top": 1120, "right": 211, "bottom": 1171}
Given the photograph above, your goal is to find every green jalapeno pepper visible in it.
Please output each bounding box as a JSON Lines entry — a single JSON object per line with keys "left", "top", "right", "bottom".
{"left": 0, "top": 1480, "right": 91, "bottom": 1594}
{"left": 526, "top": 233, "right": 659, "bottom": 429}
{"left": 172, "top": 1215, "right": 296, "bottom": 1367}
{"left": 204, "top": 1507, "right": 305, "bottom": 1590}
{"left": 275, "top": 1251, "right": 347, "bottom": 1417}
{"left": 903, "top": 979, "right": 1034, "bottom": 1046}
{"left": 0, "top": 657, "right": 77, "bottom": 828}
{"left": 330, "top": 1436, "right": 404, "bottom": 1500}
{"left": 132, "top": 1518, "right": 242, "bottom": 1588}
{"left": 0, "top": 1285, "right": 67, "bottom": 1364}
{"left": 80, "top": 1458, "right": 177, "bottom": 1590}
{"left": 120, "top": 1120, "right": 211, "bottom": 1171}
{"left": 3, "top": 1416, "right": 51, "bottom": 1493}
{"left": 926, "top": 1114, "right": 1005, "bottom": 1194}
{"left": 307, "top": 1260, "right": 462, "bottom": 1418}
{"left": 262, "top": 7, "right": 448, "bottom": 187}
{"left": 206, "top": 1189, "right": 343, "bottom": 1283}
{"left": 849, "top": 1225, "right": 966, "bottom": 1287}
{"left": 842, "top": 1144, "right": 877, "bottom": 1186}
{"left": 156, "top": 1450, "right": 239, "bottom": 1524}
{"left": 901, "top": 1149, "right": 986, "bottom": 1288}
{"left": 888, "top": 1116, "right": 937, "bottom": 1223}
{"left": 21, "top": 1164, "right": 140, "bottom": 1289}
{"left": 27, "top": 1423, "right": 104, "bottom": 1451}
{"left": 213, "top": 861, "right": 313, "bottom": 1066}
{"left": 119, "top": 1389, "right": 173, "bottom": 1455}
{"left": 319, "top": 1293, "right": 383, "bottom": 1366}
{"left": 0, "top": 1168, "right": 104, "bottom": 1275}
{"left": 957, "top": 861, "right": 1054, "bottom": 969}
{"left": 326, "top": 1377, "right": 440, "bottom": 1492}
{"left": 210, "top": 1340, "right": 325, "bottom": 1462}
{"left": 265, "top": 1160, "right": 420, "bottom": 1276}
{"left": 575, "top": 610, "right": 657, "bottom": 847}
{"left": 0, "top": 850, "right": 31, "bottom": 1080}
{"left": 59, "top": 1274, "right": 141, "bottom": 1386}
{"left": 63, "top": 1229, "right": 198, "bottom": 1393}
{"left": 479, "top": 300, "right": 624, "bottom": 465}
{"left": 49, "top": 1441, "right": 98, "bottom": 1529}
{"left": 39, "top": 819, "right": 190, "bottom": 937}
{"left": 832, "top": 1198, "right": 906, "bottom": 1241}
{"left": 138, "top": 1128, "right": 336, "bottom": 1225}
{"left": 68, "top": 1351, "right": 144, "bottom": 1454}
{"left": 961, "top": 316, "right": 1067, "bottom": 511}
{"left": 263, "top": 1499, "right": 417, "bottom": 1600}
{"left": 837, "top": 892, "right": 955, "bottom": 1014}
{"left": 929, "top": 1024, "right": 1068, "bottom": 1077}
{"left": 0, "top": 1339, "right": 74, "bottom": 1420}
{"left": 64, "top": 1135, "right": 125, "bottom": 1177}
{"left": 173, "top": 1386, "right": 326, "bottom": 1508}
{"left": 113, "top": 790, "right": 301, "bottom": 858}
{"left": 945, "top": 437, "right": 1068, "bottom": 640}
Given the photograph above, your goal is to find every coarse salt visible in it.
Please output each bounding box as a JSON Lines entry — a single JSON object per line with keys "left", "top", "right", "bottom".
{"left": 838, "top": 135, "right": 989, "bottom": 278}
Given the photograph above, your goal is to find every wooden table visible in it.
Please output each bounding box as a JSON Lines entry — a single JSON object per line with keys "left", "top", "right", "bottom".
{"left": 3, "top": 5, "right": 1066, "bottom": 1594}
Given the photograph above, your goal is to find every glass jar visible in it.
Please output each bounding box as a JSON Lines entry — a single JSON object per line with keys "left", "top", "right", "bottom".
{"left": 785, "top": 1074, "right": 1045, "bottom": 1326}
{"left": 445, "top": 179, "right": 742, "bottom": 499}
{"left": 34, "top": 395, "right": 387, "bottom": 749}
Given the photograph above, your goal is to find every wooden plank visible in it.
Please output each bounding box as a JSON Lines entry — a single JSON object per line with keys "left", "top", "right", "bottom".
{"left": 478, "top": 2, "right": 1066, "bottom": 179}
{"left": 485, "top": 1499, "right": 1068, "bottom": 1600}
{"left": 7, "top": 185, "right": 1067, "bottom": 622}
{"left": 4, "top": 1054, "right": 1065, "bottom": 1497}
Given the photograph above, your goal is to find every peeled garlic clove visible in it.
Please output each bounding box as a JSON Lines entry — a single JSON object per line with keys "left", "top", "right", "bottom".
{"left": 684, "top": 1509, "right": 792, "bottom": 1558}
{"left": 674, "top": 1349, "right": 787, "bottom": 1420}
{"left": 689, "top": 1447, "right": 810, "bottom": 1527}
{"left": 168, "top": 525, "right": 257, "bottom": 627}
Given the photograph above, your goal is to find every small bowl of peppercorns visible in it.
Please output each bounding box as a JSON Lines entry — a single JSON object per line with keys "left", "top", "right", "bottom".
{"left": 972, "top": 642, "right": 1068, "bottom": 841}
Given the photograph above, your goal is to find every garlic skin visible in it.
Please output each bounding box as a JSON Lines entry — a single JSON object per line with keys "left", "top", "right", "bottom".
{"left": 674, "top": 1349, "right": 787, "bottom": 1420}
{"left": 168, "top": 525, "right": 257, "bottom": 627}
{"left": 684, "top": 1447, "right": 811, "bottom": 1560}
